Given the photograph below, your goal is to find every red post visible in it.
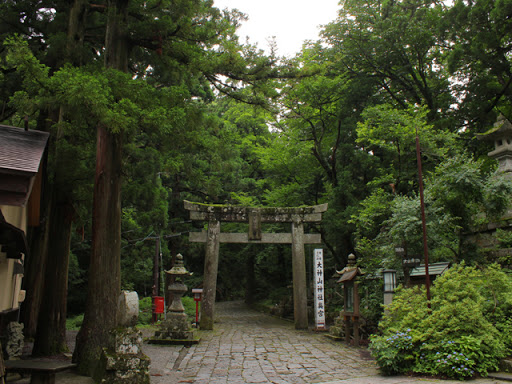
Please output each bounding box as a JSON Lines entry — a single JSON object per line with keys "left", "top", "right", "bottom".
{"left": 192, "top": 288, "right": 203, "bottom": 327}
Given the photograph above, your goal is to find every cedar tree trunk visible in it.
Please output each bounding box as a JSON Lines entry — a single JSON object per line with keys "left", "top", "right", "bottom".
{"left": 73, "top": 0, "right": 128, "bottom": 376}
{"left": 73, "top": 124, "right": 123, "bottom": 376}
{"left": 32, "top": 194, "right": 73, "bottom": 356}
{"left": 30, "top": 0, "right": 87, "bottom": 346}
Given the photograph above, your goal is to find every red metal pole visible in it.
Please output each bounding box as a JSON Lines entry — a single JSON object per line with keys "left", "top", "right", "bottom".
{"left": 416, "top": 131, "right": 431, "bottom": 308}
{"left": 195, "top": 301, "right": 199, "bottom": 325}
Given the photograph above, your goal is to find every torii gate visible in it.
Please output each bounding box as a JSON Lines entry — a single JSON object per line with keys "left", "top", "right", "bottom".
{"left": 184, "top": 200, "right": 328, "bottom": 330}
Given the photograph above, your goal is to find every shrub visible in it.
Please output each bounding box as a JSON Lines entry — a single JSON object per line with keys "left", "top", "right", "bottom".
{"left": 138, "top": 295, "right": 197, "bottom": 326}
{"left": 66, "top": 313, "right": 84, "bottom": 330}
{"left": 138, "top": 296, "right": 153, "bottom": 326}
{"left": 370, "top": 264, "right": 512, "bottom": 380}
{"left": 182, "top": 296, "right": 197, "bottom": 319}
{"left": 67, "top": 296, "right": 198, "bottom": 329}
{"left": 369, "top": 328, "right": 415, "bottom": 375}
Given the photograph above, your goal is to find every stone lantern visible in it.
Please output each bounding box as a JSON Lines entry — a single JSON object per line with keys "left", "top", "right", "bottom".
{"left": 472, "top": 114, "right": 512, "bottom": 259}
{"left": 166, "top": 254, "right": 190, "bottom": 321}
{"left": 150, "top": 254, "right": 198, "bottom": 344}
{"left": 477, "top": 114, "right": 512, "bottom": 178}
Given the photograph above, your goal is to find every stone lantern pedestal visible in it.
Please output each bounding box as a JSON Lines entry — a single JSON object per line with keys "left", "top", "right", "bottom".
{"left": 149, "top": 254, "right": 199, "bottom": 345}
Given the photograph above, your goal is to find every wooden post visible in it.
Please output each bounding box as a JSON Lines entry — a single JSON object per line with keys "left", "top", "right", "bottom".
{"left": 353, "top": 316, "right": 360, "bottom": 346}
{"left": 200, "top": 220, "right": 220, "bottom": 330}
{"left": 291, "top": 220, "right": 308, "bottom": 330}
{"left": 152, "top": 236, "right": 160, "bottom": 323}
{"left": 344, "top": 315, "right": 350, "bottom": 344}
{"left": 0, "top": 340, "right": 4, "bottom": 384}
{"left": 153, "top": 236, "right": 160, "bottom": 297}
{"left": 353, "top": 281, "right": 360, "bottom": 346}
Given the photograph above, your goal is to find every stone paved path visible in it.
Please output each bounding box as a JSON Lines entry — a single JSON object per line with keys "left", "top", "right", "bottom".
{"left": 143, "top": 301, "right": 509, "bottom": 384}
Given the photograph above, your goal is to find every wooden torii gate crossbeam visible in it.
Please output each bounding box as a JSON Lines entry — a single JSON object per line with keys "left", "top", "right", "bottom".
{"left": 184, "top": 200, "right": 328, "bottom": 330}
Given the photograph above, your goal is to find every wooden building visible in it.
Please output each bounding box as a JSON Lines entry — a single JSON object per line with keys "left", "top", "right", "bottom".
{"left": 408, "top": 262, "right": 450, "bottom": 286}
{"left": 0, "top": 124, "right": 49, "bottom": 318}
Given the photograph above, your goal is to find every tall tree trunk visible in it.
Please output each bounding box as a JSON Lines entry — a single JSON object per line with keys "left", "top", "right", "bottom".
{"left": 73, "top": 124, "right": 122, "bottom": 376}
{"left": 104, "top": 0, "right": 130, "bottom": 73}
{"left": 22, "top": 202, "right": 50, "bottom": 337}
{"left": 32, "top": 193, "right": 73, "bottom": 356}
{"left": 22, "top": 222, "right": 49, "bottom": 338}
{"left": 73, "top": 0, "right": 128, "bottom": 376}
{"left": 29, "top": 0, "right": 88, "bottom": 353}
{"left": 66, "top": 0, "right": 88, "bottom": 66}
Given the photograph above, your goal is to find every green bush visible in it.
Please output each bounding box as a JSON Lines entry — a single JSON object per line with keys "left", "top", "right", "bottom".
{"left": 370, "top": 264, "right": 512, "bottom": 380}
{"left": 68, "top": 296, "right": 199, "bottom": 329}
{"left": 138, "top": 296, "right": 153, "bottom": 326}
{"left": 66, "top": 313, "right": 84, "bottom": 330}
{"left": 182, "top": 296, "right": 197, "bottom": 318}
{"left": 369, "top": 328, "right": 415, "bottom": 375}
{"left": 137, "top": 296, "right": 197, "bottom": 326}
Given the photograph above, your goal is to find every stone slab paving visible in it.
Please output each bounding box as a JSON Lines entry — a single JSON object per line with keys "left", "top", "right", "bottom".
{"left": 143, "top": 301, "right": 509, "bottom": 384}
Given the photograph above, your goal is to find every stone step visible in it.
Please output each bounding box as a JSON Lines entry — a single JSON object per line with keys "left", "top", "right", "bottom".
{"left": 501, "top": 358, "right": 512, "bottom": 373}
{"left": 488, "top": 372, "right": 512, "bottom": 382}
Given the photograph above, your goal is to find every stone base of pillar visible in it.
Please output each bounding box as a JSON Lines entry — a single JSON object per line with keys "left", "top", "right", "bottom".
{"left": 94, "top": 327, "right": 150, "bottom": 384}
{"left": 4, "top": 322, "right": 24, "bottom": 359}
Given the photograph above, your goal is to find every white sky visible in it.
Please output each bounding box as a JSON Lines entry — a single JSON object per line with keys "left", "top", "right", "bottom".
{"left": 213, "top": 0, "right": 340, "bottom": 57}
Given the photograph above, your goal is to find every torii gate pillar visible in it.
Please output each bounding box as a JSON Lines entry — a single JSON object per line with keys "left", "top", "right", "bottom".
{"left": 291, "top": 220, "right": 307, "bottom": 329}
{"left": 184, "top": 201, "right": 327, "bottom": 330}
{"left": 202, "top": 219, "right": 220, "bottom": 330}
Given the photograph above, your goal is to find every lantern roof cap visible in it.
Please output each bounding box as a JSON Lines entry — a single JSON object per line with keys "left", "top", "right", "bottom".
{"left": 335, "top": 254, "right": 363, "bottom": 282}
{"left": 477, "top": 114, "right": 512, "bottom": 141}
{"left": 165, "top": 253, "right": 190, "bottom": 276}
{"left": 337, "top": 268, "right": 363, "bottom": 282}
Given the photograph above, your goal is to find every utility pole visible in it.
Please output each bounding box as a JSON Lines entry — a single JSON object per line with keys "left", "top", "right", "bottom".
{"left": 416, "top": 130, "right": 431, "bottom": 309}
{"left": 152, "top": 235, "right": 160, "bottom": 322}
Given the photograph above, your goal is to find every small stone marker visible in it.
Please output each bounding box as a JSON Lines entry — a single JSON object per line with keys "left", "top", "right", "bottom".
{"left": 95, "top": 291, "right": 150, "bottom": 384}
{"left": 118, "top": 291, "right": 139, "bottom": 327}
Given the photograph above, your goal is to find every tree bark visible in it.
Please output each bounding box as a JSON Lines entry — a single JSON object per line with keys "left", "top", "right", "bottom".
{"left": 73, "top": 0, "right": 127, "bottom": 376}
{"left": 32, "top": 194, "right": 73, "bottom": 356}
{"left": 66, "top": 0, "right": 89, "bottom": 66}
{"left": 73, "top": 123, "right": 122, "bottom": 376}
{"left": 29, "top": 0, "right": 88, "bottom": 352}
{"left": 22, "top": 206, "right": 50, "bottom": 338}
{"left": 104, "top": 0, "right": 129, "bottom": 73}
